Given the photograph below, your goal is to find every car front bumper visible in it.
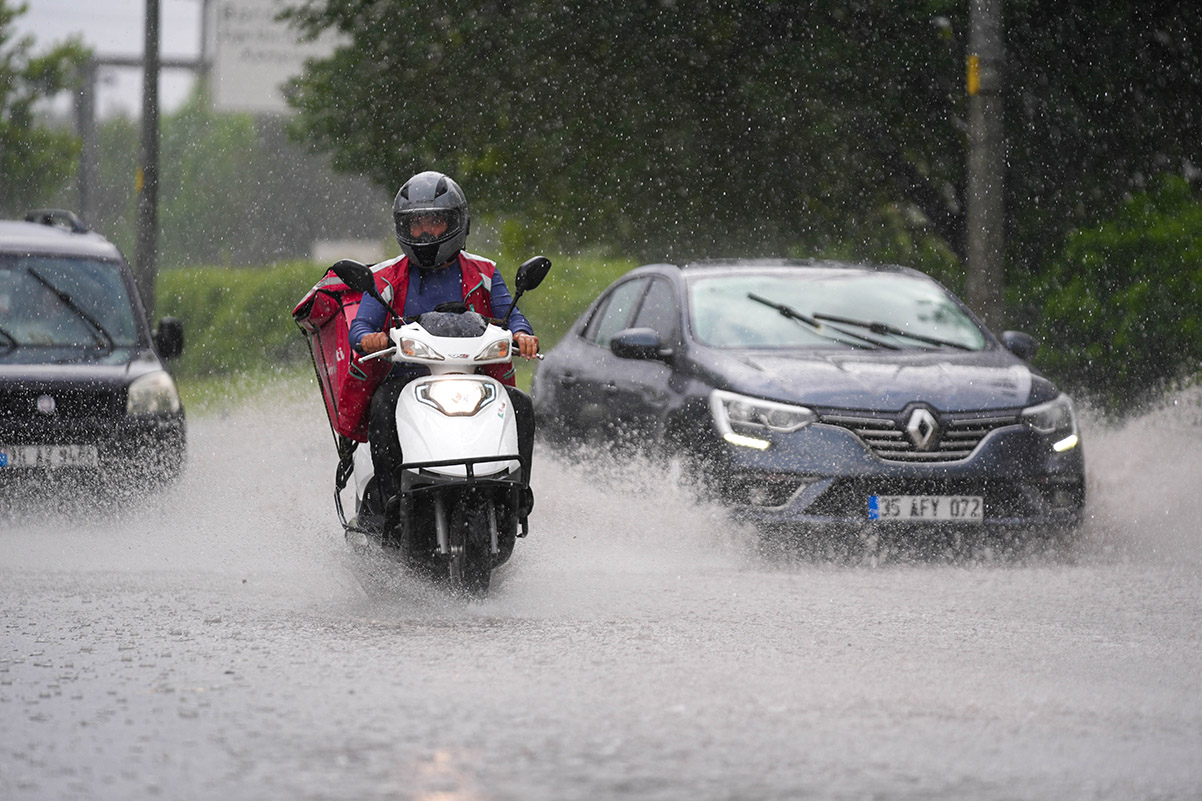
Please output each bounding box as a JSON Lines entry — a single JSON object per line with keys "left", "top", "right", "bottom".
{"left": 698, "top": 420, "right": 1085, "bottom": 533}
{"left": 0, "top": 413, "right": 187, "bottom": 484}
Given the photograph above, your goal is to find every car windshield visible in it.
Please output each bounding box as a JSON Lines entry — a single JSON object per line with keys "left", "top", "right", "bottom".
{"left": 0, "top": 255, "right": 141, "bottom": 355}
{"left": 688, "top": 270, "right": 988, "bottom": 350}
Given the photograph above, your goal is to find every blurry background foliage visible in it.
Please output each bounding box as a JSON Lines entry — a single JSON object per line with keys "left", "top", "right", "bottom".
{"left": 3, "top": 0, "right": 1200, "bottom": 415}
{"left": 0, "top": 1, "right": 88, "bottom": 216}
{"left": 47, "top": 95, "right": 393, "bottom": 268}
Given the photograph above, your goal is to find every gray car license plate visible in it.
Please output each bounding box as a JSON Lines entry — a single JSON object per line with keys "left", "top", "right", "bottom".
{"left": 869, "top": 495, "right": 983, "bottom": 523}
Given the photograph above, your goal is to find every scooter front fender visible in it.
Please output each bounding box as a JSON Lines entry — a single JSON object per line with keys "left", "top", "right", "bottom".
{"left": 397, "top": 375, "right": 520, "bottom": 478}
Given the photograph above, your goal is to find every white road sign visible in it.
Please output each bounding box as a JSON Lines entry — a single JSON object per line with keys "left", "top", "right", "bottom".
{"left": 210, "top": 0, "right": 342, "bottom": 114}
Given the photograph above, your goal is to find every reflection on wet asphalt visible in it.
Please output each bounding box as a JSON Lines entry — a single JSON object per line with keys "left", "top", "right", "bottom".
{"left": 2, "top": 379, "right": 1200, "bottom": 800}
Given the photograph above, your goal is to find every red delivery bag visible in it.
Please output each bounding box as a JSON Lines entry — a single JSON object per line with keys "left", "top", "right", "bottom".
{"left": 292, "top": 268, "right": 391, "bottom": 443}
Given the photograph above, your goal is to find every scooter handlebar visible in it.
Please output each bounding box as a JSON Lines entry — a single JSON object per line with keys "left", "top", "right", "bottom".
{"left": 359, "top": 346, "right": 397, "bottom": 362}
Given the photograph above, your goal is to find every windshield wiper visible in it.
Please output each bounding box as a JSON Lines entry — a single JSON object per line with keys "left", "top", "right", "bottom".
{"left": 811, "top": 312, "right": 972, "bottom": 350}
{"left": 0, "top": 324, "right": 16, "bottom": 354}
{"left": 747, "top": 293, "right": 897, "bottom": 350}
{"left": 26, "top": 268, "right": 115, "bottom": 354}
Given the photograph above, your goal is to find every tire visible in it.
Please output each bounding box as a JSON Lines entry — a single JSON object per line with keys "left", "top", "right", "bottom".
{"left": 447, "top": 493, "right": 492, "bottom": 596}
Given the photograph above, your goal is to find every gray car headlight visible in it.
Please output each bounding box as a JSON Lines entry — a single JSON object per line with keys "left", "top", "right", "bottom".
{"left": 1022, "top": 394, "right": 1079, "bottom": 452}
{"left": 127, "top": 370, "right": 182, "bottom": 415}
{"left": 710, "top": 389, "right": 816, "bottom": 449}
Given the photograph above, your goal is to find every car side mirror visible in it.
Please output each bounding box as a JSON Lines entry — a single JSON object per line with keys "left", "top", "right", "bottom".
{"left": 610, "top": 327, "right": 671, "bottom": 361}
{"left": 1002, "top": 330, "right": 1038, "bottom": 361}
{"left": 155, "top": 316, "right": 184, "bottom": 360}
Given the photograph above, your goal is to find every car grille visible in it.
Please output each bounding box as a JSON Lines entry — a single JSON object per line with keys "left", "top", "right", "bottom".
{"left": 820, "top": 411, "right": 1020, "bottom": 463}
{"left": 0, "top": 385, "right": 123, "bottom": 422}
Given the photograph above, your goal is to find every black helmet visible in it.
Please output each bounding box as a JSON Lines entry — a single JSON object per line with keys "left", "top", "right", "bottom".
{"left": 393, "top": 171, "right": 470, "bottom": 269}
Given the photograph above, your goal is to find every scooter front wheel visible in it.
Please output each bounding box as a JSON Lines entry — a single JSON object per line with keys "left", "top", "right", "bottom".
{"left": 447, "top": 494, "right": 492, "bottom": 596}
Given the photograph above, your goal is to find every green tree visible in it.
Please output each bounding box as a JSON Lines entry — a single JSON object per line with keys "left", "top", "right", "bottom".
{"left": 0, "top": 0, "right": 87, "bottom": 217}
{"left": 284, "top": 1, "right": 1201, "bottom": 276}
{"left": 1005, "top": 0, "right": 1202, "bottom": 280}
{"left": 1021, "top": 176, "right": 1202, "bottom": 413}
{"left": 283, "top": 0, "right": 967, "bottom": 263}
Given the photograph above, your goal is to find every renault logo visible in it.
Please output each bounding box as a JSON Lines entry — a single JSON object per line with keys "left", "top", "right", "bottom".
{"left": 906, "top": 408, "right": 939, "bottom": 450}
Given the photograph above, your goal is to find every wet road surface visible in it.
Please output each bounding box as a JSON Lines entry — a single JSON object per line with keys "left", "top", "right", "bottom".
{"left": 3, "top": 379, "right": 1200, "bottom": 800}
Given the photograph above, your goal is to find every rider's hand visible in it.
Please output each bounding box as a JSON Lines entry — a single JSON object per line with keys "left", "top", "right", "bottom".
{"left": 360, "top": 332, "right": 390, "bottom": 354}
{"left": 513, "top": 332, "right": 540, "bottom": 359}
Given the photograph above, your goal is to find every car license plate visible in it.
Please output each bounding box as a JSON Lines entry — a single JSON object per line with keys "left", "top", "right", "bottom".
{"left": 0, "top": 444, "right": 99, "bottom": 468}
{"left": 868, "top": 495, "right": 983, "bottom": 523}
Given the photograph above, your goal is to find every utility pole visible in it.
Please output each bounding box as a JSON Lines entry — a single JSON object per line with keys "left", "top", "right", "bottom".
{"left": 134, "top": 0, "right": 161, "bottom": 317}
{"left": 198, "top": 0, "right": 212, "bottom": 102}
{"left": 74, "top": 59, "right": 99, "bottom": 226}
{"left": 965, "top": 0, "right": 1005, "bottom": 332}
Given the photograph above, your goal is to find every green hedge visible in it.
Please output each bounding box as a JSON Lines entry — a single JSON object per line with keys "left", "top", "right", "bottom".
{"left": 156, "top": 260, "right": 318, "bottom": 381}
{"left": 1015, "top": 176, "right": 1202, "bottom": 414}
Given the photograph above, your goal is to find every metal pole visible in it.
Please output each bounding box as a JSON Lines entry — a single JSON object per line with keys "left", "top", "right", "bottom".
{"left": 75, "top": 58, "right": 99, "bottom": 226}
{"left": 134, "top": 0, "right": 161, "bottom": 317}
{"left": 965, "top": 0, "right": 1005, "bottom": 332}
{"left": 198, "top": 0, "right": 212, "bottom": 103}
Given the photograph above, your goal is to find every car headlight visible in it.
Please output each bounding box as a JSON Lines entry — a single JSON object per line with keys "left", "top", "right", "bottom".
{"left": 475, "top": 338, "right": 511, "bottom": 361}
{"left": 417, "top": 379, "right": 497, "bottom": 417}
{"left": 1022, "top": 394, "right": 1079, "bottom": 452}
{"left": 127, "top": 370, "right": 181, "bottom": 415}
{"left": 399, "top": 337, "right": 444, "bottom": 361}
{"left": 709, "top": 389, "right": 816, "bottom": 449}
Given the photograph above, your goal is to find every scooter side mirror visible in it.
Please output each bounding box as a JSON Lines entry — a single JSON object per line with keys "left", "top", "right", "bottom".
{"left": 514, "top": 256, "right": 551, "bottom": 294}
{"left": 330, "top": 259, "right": 376, "bottom": 296}
{"left": 330, "top": 259, "right": 390, "bottom": 310}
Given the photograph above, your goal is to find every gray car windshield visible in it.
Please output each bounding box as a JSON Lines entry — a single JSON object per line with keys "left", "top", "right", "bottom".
{"left": 0, "top": 256, "right": 140, "bottom": 350}
{"left": 688, "top": 271, "right": 988, "bottom": 350}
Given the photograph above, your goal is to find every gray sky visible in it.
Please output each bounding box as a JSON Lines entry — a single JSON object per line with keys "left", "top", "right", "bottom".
{"left": 12, "top": 0, "right": 205, "bottom": 116}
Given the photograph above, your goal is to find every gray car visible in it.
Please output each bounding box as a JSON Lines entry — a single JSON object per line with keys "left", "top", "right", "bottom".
{"left": 533, "top": 259, "right": 1084, "bottom": 541}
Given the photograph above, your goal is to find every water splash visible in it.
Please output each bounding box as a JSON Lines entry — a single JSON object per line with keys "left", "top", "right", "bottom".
{"left": 4, "top": 378, "right": 1198, "bottom": 610}
{"left": 1076, "top": 385, "right": 1202, "bottom": 567}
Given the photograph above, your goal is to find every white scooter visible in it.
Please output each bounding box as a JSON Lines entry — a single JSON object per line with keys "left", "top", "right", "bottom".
{"left": 330, "top": 257, "right": 550, "bottom": 595}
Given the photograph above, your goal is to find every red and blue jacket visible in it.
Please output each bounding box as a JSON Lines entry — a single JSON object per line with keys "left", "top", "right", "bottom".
{"left": 335, "top": 251, "right": 532, "bottom": 440}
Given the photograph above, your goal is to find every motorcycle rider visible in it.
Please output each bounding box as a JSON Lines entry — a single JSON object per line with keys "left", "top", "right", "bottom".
{"left": 349, "top": 171, "right": 539, "bottom": 527}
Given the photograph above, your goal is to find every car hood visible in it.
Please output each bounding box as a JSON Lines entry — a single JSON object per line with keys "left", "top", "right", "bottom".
{"left": 0, "top": 348, "right": 165, "bottom": 387}
{"left": 708, "top": 348, "right": 1036, "bottom": 412}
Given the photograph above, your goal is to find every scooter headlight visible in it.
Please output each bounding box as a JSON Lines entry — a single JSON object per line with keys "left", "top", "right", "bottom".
{"left": 417, "top": 379, "right": 497, "bottom": 417}
{"left": 399, "top": 337, "right": 444, "bottom": 361}
{"left": 475, "top": 338, "right": 511, "bottom": 361}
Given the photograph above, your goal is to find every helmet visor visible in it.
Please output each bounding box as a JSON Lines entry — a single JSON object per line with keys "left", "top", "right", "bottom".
{"left": 395, "top": 208, "right": 462, "bottom": 245}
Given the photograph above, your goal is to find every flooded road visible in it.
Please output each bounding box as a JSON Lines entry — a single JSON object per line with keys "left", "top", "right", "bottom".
{"left": 3, "top": 378, "right": 1200, "bottom": 800}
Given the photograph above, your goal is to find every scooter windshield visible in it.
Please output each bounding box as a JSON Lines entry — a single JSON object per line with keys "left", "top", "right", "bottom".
{"left": 416, "top": 310, "right": 488, "bottom": 338}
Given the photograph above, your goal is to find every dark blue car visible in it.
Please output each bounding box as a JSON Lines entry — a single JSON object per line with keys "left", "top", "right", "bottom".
{"left": 532, "top": 260, "right": 1084, "bottom": 539}
{"left": 0, "top": 211, "right": 186, "bottom": 492}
